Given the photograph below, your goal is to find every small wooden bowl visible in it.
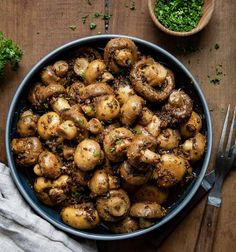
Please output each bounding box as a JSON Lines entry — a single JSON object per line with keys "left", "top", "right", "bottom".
{"left": 148, "top": 0, "right": 215, "bottom": 36}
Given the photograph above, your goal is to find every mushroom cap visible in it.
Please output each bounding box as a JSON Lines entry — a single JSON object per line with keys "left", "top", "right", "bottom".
{"left": 61, "top": 203, "right": 100, "bottom": 229}
{"left": 37, "top": 112, "right": 61, "bottom": 140}
{"left": 130, "top": 202, "right": 166, "bottom": 219}
{"left": 74, "top": 139, "right": 103, "bottom": 171}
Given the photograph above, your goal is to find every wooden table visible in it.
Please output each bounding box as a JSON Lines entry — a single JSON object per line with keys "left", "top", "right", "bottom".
{"left": 1, "top": 1, "right": 236, "bottom": 251}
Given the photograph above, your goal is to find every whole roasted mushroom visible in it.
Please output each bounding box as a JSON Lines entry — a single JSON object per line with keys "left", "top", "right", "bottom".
{"left": 74, "top": 139, "right": 103, "bottom": 171}
{"left": 88, "top": 169, "right": 120, "bottom": 196}
{"left": 180, "top": 111, "right": 202, "bottom": 138}
{"left": 130, "top": 57, "right": 175, "bottom": 103}
{"left": 17, "top": 110, "right": 39, "bottom": 137}
{"left": 153, "top": 153, "right": 190, "bottom": 188}
{"left": 161, "top": 89, "right": 193, "bottom": 125}
{"left": 130, "top": 202, "right": 166, "bottom": 219}
{"left": 181, "top": 132, "right": 206, "bottom": 162}
{"left": 11, "top": 137, "right": 43, "bottom": 166}
{"left": 83, "top": 59, "right": 106, "bottom": 84}
{"left": 103, "top": 127, "right": 134, "bottom": 162}
{"left": 104, "top": 38, "right": 138, "bottom": 73}
{"left": 157, "top": 128, "right": 181, "bottom": 150}
{"left": 119, "top": 161, "right": 151, "bottom": 186}
{"left": 34, "top": 177, "right": 53, "bottom": 206}
{"left": 35, "top": 151, "right": 62, "bottom": 179}
{"left": 96, "top": 189, "right": 130, "bottom": 222}
{"left": 115, "top": 84, "right": 135, "bottom": 105}
{"left": 127, "top": 135, "right": 160, "bottom": 168}
{"left": 109, "top": 217, "right": 139, "bottom": 234}
{"left": 120, "top": 95, "right": 145, "bottom": 126}
{"left": 37, "top": 112, "right": 61, "bottom": 140}
{"left": 61, "top": 203, "right": 100, "bottom": 229}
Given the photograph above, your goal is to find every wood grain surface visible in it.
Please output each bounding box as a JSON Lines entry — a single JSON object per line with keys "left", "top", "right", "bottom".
{"left": 0, "top": 1, "right": 236, "bottom": 251}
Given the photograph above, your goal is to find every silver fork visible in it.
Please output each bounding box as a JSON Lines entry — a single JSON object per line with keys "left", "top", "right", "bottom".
{"left": 195, "top": 105, "right": 236, "bottom": 252}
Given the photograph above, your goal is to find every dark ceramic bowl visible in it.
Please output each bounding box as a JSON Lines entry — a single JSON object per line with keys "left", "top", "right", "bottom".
{"left": 5, "top": 34, "right": 212, "bottom": 240}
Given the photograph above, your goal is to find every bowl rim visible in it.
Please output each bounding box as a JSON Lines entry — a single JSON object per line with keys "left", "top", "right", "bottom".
{"left": 5, "top": 34, "right": 212, "bottom": 240}
{"left": 148, "top": 0, "right": 215, "bottom": 37}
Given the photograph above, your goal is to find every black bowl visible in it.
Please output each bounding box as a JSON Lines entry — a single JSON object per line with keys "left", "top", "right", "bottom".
{"left": 5, "top": 34, "right": 212, "bottom": 240}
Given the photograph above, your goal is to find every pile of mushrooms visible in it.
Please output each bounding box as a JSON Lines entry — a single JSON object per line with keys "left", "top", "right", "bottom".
{"left": 11, "top": 38, "right": 206, "bottom": 233}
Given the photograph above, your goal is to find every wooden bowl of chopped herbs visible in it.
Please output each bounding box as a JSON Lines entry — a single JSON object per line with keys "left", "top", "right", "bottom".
{"left": 148, "top": 0, "right": 215, "bottom": 36}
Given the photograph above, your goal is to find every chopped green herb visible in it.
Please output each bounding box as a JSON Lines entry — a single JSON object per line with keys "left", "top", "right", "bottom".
{"left": 69, "top": 25, "right": 77, "bottom": 31}
{"left": 93, "top": 151, "right": 100, "bottom": 157}
{"left": 100, "top": 120, "right": 105, "bottom": 126}
{"left": 81, "top": 15, "right": 89, "bottom": 24}
{"left": 107, "top": 119, "right": 113, "bottom": 124}
{"left": 110, "top": 146, "right": 116, "bottom": 153}
{"left": 155, "top": 0, "right": 204, "bottom": 32}
{"left": 94, "top": 12, "right": 102, "bottom": 18}
{"left": 0, "top": 32, "right": 23, "bottom": 78}
{"left": 79, "top": 71, "right": 84, "bottom": 78}
{"left": 214, "top": 43, "right": 220, "bottom": 50}
{"left": 115, "top": 139, "right": 122, "bottom": 145}
{"left": 90, "top": 22, "right": 97, "bottom": 30}
{"left": 38, "top": 99, "right": 49, "bottom": 109}
{"left": 103, "top": 14, "right": 112, "bottom": 20}
{"left": 71, "top": 191, "right": 79, "bottom": 197}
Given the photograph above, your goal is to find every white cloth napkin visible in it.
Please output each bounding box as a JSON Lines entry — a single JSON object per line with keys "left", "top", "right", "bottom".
{"left": 0, "top": 163, "right": 97, "bottom": 252}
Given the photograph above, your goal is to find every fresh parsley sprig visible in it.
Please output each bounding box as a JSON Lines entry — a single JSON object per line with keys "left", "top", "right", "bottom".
{"left": 0, "top": 32, "right": 23, "bottom": 78}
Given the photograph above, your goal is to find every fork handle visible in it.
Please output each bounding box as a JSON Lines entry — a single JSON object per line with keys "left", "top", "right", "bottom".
{"left": 195, "top": 203, "right": 220, "bottom": 252}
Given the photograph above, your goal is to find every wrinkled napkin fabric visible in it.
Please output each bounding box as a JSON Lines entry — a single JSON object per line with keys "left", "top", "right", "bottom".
{"left": 0, "top": 163, "right": 97, "bottom": 252}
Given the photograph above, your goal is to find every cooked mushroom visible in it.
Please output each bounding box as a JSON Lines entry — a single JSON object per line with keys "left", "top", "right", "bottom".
{"left": 134, "top": 185, "right": 168, "bottom": 204}
{"left": 49, "top": 175, "right": 70, "bottom": 204}
{"left": 104, "top": 38, "right": 138, "bottom": 73}
{"left": 62, "top": 145, "right": 75, "bottom": 160}
{"left": 96, "top": 189, "right": 130, "bottom": 222}
{"left": 37, "top": 84, "right": 66, "bottom": 102}
{"left": 37, "top": 151, "right": 62, "bottom": 179}
{"left": 161, "top": 90, "right": 193, "bottom": 125}
{"left": 74, "top": 139, "right": 103, "bottom": 171}
{"left": 95, "top": 95, "right": 120, "bottom": 121}
{"left": 115, "top": 84, "right": 135, "bottom": 105}
{"left": 138, "top": 107, "right": 154, "bottom": 126}
{"left": 130, "top": 202, "right": 166, "bottom": 219}
{"left": 127, "top": 135, "right": 160, "bottom": 168}
{"left": 17, "top": 110, "right": 39, "bottom": 137}
{"left": 11, "top": 137, "right": 43, "bottom": 166}
{"left": 130, "top": 57, "right": 175, "bottom": 103}
{"left": 52, "top": 60, "right": 69, "bottom": 77}
{"left": 101, "top": 71, "right": 114, "bottom": 82}
{"left": 181, "top": 132, "right": 206, "bottom": 162}
{"left": 109, "top": 217, "right": 139, "bottom": 233}
{"left": 51, "top": 97, "right": 71, "bottom": 114}
{"left": 37, "top": 112, "right": 61, "bottom": 140}
{"left": 79, "top": 82, "right": 114, "bottom": 101}
{"left": 83, "top": 59, "right": 106, "bottom": 84}
{"left": 67, "top": 81, "right": 84, "bottom": 101}
{"left": 180, "top": 111, "right": 202, "bottom": 138}
{"left": 120, "top": 95, "right": 145, "bottom": 126}
{"left": 57, "top": 120, "right": 77, "bottom": 140}
{"left": 73, "top": 58, "right": 89, "bottom": 77}
{"left": 139, "top": 218, "right": 155, "bottom": 229}
{"left": 103, "top": 127, "right": 134, "bottom": 162}
{"left": 119, "top": 161, "right": 151, "bottom": 185}
{"left": 153, "top": 154, "right": 189, "bottom": 188}
{"left": 41, "top": 66, "right": 66, "bottom": 86}
{"left": 157, "top": 128, "right": 181, "bottom": 150}
{"left": 81, "top": 104, "right": 96, "bottom": 117}
{"left": 145, "top": 115, "right": 162, "bottom": 138}
{"left": 88, "top": 169, "right": 120, "bottom": 196}
{"left": 87, "top": 118, "right": 104, "bottom": 134}
{"left": 34, "top": 177, "right": 53, "bottom": 206}
{"left": 61, "top": 203, "right": 100, "bottom": 229}
{"left": 60, "top": 104, "right": 88, "bottom": 130}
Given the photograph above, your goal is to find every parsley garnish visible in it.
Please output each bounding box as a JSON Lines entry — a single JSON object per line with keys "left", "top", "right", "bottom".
{"left": 102, "top": 14, "right": 112, "bottom": 20}
{"left": 93, "top": 151, "right": 100, "bottom": 157}
{"left": 109, "top": 146, "right": 116, "bottom": 153}
{"left": 0, "top": 32, "right": 23, "bottom": 78}
{"left": 89, "top": 22, "right": 97, "bottom": 30}
{"left": 82, "top": 15, "right": 89, "bottom": 24}
{"left": 155, "top": 0, "right": 204, "bottom": 32}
